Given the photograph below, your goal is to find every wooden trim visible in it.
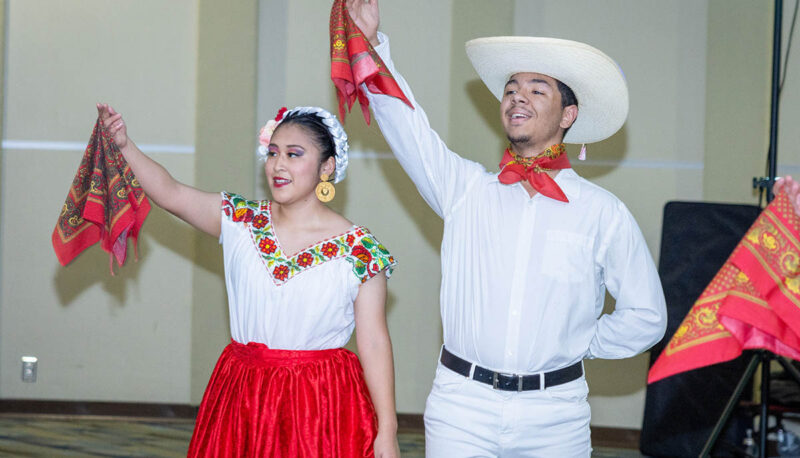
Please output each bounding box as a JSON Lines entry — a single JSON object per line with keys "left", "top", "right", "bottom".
{"left": 397, "top": 413, "right": 424, "bottom": 432}
{"left": 591, "top": 426, "right": 641, "bottom": 449}
{"left": 0, "top": 400, "right": 197, "bottom": 419}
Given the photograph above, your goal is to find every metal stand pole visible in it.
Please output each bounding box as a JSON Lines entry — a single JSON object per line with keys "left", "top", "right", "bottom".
{"left": 760, "top": 352, "right": 771, "bottom": 457}
{"left": 699, "top": 353, "right": 761, "bottom": 457}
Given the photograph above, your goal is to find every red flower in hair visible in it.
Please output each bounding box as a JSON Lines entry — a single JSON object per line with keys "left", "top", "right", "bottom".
{"left": 273, "top": 265, "right": 289, "bottom": 281}
{"left": 259, "top": 107, "right": 290, "bottom": 148}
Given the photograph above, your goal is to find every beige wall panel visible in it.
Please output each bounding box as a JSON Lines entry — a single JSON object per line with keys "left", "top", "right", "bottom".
{"left": 1, "top": 150, "right": 194, "bottom": 401}
{"left": 1, "top": 0, "right": 197, "bottom": 402}
{"left": 0, "top": 0, "right": 5, "bottom": 209}
{"left": 448, "top": 0, "right": 514, "bottom": 166}
{"left": 4, "top": 0, "right": 196, "bottom": 144}
{"left": 705, "top": 0, "right": 772, "bottom": 203}
{"left": 778, "top": 4, "right": 800, "bottom": 177}
{"left": 254, "top": 0, "right": 288, "bottom": 199}
{"left": 585, "top": 354, "right": 650, "bottom": 429}
{"left": 191, "top": 0, "right": 258, "bottom": 403}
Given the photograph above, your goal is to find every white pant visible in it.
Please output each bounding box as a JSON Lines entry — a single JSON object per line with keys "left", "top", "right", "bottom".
{"left": 424, "top": 362, "right": 592, "bottom": 458}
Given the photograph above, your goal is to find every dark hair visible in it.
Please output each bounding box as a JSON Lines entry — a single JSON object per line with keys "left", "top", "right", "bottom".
{"left": 275, "top": 112, "right": 336, "bottom": 164}
{"left": 556, "top": 80, "right": 578, "bottom": 108}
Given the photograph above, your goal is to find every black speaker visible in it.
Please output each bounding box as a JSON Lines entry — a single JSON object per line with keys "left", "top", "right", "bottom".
{"left": 640, "top": 201, "right": 762, "bottom": 457}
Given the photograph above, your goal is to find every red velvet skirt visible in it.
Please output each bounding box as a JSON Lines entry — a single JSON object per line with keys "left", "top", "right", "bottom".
{"left": 187, "top": 340, "right": 377, "bottom": 457}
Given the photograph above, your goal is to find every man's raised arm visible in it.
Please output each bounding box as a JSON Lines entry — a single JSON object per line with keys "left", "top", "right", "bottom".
{"left": 347, "top": 0, "right": 485, "bottom": 219}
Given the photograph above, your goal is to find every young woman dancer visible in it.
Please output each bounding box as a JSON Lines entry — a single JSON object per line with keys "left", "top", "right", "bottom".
{"left": 97, "top": 103, "right": 400, "bottom": 457}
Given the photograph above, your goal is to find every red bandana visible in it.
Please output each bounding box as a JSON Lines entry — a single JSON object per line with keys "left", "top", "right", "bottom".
{"left": 329, "top": 0, "right": 413, "bottom": 124}
{"left": 648, "top": 191, "right": 800, "bottom": 384}
{"left": 52, "top": 118, "right": 150, "bottom": 274}
{"left": 498, "top": 144, "right": 571, "bottom": 202}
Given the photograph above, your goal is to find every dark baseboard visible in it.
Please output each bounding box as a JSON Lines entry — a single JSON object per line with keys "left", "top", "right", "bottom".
{"left": 0, "top": 399, "right": 197, "bottom": 419}
{"left": 0, "top": 401, "right": 640, "bottom": 449}
{"left": 591, "top": 426, "right": 641, "bottom": 449}
{"left": 396, "top": 413, "right": 424, "bottom": 432}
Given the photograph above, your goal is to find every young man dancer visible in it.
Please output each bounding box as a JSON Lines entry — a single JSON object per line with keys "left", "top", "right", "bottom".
{"left": 347, "top": 1, "right": 667, "bottom": 455}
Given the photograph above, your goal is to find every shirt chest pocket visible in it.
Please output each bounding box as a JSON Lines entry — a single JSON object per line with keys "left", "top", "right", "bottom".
{"left": 539, "top": 230, "right": 595, "bottom": 282}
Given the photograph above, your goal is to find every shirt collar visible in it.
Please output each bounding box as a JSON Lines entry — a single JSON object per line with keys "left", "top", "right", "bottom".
{"left": 553, "top": 168, "right": 580, "bottom": 200}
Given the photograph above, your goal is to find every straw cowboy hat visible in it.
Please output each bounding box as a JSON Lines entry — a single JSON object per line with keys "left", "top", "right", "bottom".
{"left": 465, "top": 36, "right": 629, "bottom": 144}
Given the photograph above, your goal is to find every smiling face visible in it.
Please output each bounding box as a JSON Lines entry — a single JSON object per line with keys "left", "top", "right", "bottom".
{"left": 264, "top": 123, "right": 335, "bottom": 205}
{"left": 500, "top": 72, "right": 577, "bottom": 155}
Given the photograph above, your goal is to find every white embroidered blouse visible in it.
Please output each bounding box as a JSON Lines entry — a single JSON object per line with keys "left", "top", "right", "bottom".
{"left": 219, "top": 192, "right": 396, "bottom": 350}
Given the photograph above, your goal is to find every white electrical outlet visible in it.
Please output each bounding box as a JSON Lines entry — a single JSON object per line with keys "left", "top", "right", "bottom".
{"left": 21, "top": 356, "right": 37, "bottom": 383}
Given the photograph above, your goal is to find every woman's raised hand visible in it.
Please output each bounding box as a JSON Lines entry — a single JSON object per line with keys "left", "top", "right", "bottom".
{"left": 347, "top": 0, "right": 380, "bottom": 47}
{"left": 775, "top": 176, "right": 800, "bottom": 216}
{"left": 96, "top": 103, "right": 128, "bottom": 149}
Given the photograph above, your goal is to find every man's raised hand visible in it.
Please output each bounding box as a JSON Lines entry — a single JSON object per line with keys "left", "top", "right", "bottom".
{"left": 347, "top": 0, "right": 380, "bottom": 47}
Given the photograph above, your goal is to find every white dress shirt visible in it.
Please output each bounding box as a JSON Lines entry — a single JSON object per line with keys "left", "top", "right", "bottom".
{"left": 366, "top": 33, "right": 667, "bottom": 374}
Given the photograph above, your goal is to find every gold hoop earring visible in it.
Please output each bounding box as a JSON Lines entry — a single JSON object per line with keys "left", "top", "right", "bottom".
{"left": 315, "top": 173, "right": 335, "bottom": 202}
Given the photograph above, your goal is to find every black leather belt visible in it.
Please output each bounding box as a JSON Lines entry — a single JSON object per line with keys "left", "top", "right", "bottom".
{"left": 440, "top": 346, "right": 583, "bottom": 392}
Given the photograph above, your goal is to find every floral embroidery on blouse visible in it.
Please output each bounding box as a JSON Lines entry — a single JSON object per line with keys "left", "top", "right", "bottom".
{"left": 222, "top": 192, "right": 396, "bottom": 285}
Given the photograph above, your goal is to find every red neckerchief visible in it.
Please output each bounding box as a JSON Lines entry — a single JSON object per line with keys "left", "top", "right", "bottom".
{"left": 52, "top": 118, "right": 150, "bottom": 274}
{"left": 329, "top": 0, "right": 413, "bottom": 125}
{"left": 498, "top": 144, "right": 571, "bottom": 202}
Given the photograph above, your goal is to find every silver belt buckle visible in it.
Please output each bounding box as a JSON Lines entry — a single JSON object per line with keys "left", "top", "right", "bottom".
{"left": 492, "top": 372, "right": 524, "bottom": 391}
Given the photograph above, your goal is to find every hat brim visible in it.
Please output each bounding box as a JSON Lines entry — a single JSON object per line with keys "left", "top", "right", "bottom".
{"left": 465, "top": 36, "right": 629, "bottom": 144}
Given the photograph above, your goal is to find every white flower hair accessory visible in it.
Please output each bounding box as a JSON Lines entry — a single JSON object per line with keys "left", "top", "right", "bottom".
{"left": 256, "top": 106, "right": 350, "bottom": 184}
{"left": 256, "top": 106, "right": 287, "bottom": 160}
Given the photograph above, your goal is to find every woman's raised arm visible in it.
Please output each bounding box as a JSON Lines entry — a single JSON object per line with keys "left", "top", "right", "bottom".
{"left": 98, "top": 103, "right": 221, "bottom": 238}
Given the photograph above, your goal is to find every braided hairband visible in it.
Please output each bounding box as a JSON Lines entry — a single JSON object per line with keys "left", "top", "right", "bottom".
{"left": 257, "top": 106, "right": 349, "bottom": 184}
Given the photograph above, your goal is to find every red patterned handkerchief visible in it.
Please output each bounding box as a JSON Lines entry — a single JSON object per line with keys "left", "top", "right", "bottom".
{"left": 52, "top": 118, "right": 150, "bottom": 274}
{"left": 648, "top": 192, "right": 800, "bottom": 383}
{"left": 329, "top": 0, "right": 413, "bottom": 124}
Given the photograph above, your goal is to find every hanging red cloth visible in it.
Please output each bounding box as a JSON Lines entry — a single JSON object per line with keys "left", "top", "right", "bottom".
{"left": 187, "top": 340, "right": 377, "bottom": 457}
{"left": 329, "top": 0, "right": 413, "bottom": 124}
{"left": 52, "top": 118, "right": 150, "bottom": 274}
{"left": 648, "top": 191, "right": 800, "bottom": 384}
